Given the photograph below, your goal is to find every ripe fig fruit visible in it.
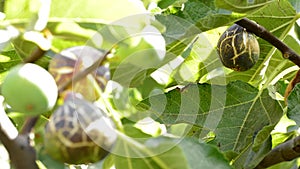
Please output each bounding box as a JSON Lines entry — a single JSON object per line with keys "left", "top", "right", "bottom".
{"left": 1, "top": 63, "right": 58, "bottom": 115}
{"left": 44, "top": 93, "right": 117, "bottom": 164}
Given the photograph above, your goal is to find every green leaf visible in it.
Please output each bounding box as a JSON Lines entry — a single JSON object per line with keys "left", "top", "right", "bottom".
{"left": 110, "top": 36, "right": 165, "bottom": 87}
{"left": 37, "top": 147, "right": 65, "bottom": 169}
{"left": 0, "top": 50, "right": 22, "bottom": 74}
{"left": 157, "top": 0, "right": 245, "bottom": 38}
{"left": 215, "top": 0, "right": 274, "bottom": 13}
{"left": 113, "top": 136, "right": 188, "bottom": 169}
{"left": 101, "top": 155, "right": 114, "bottom": 169}
{"left": 272, "top": 131, "right": 297, "bottom": 148}
{"left": 261, "top": 35, "right": 299, "bottom": 85}
{"left": 158, "top": 0, "right": 181, "bottom": 9}
{"left": 49, "top": 0, "right": 145, "bottom": 22}
{"left": 4, "top": 0, "right": 41, "bottom": 19}
{"left": 0, "top": 2, "right": 4, "bottom": 12}
{"left": 180, "top": 138, "right": 232, "bottom": 169}
{"left": 156, "top": 0, "right": 227, "bottom": 58}
{"left": 4, "top": 0, "right": 50, "bottom": 31}
{"left": 266, "top": 160, "right": 297, "bottom": 169}
{"left": 136, "top": 77, "right": 165, "bottom": 99}
{"left": 287, "top": 83, "right": 300, "bottom": 126}
{"left": 170, "top": 29, "right": 225, "bottom": 84}
{"left": 295, "top": 20, "right": 300, "bottom": 40}
{"left": 242, "top": 136, "right": 272, "bottom": 169}
{"left": 138, "top": 81, "right": 283, "bottom": 167}
{"left": 113, "top": 136, "right": 231, "bottom": 169}
{"left": 47, "top": 21, "right": 96, "bottom": 51}
{"left": 288, "top": 0, "right": 300, "bottom": 13}
{"left": 252, "top": 125, "right": 275, "bottom": 152}
{"left": 176, "top": 0, "right": 217, "bottom": 23}
{"left": 122, "top": 124, "right": 153, "bottom": 138}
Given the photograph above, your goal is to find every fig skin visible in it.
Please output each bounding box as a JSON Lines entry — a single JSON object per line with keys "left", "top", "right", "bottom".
{"left": 48, "top": 46, "right": 110, "bottom": 101}
{"left": 1, "top": 63, "right": 58, "bottom": 115}
{"left": 44, "top": 94, "right": 117, "bottom": 164}
{"left": 217, "top": 24, "right": 260, "bottom": 71}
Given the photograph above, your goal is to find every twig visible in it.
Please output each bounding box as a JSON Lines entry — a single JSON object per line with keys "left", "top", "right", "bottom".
{"left": 23, "top": 47, "right": 46, "bottom": 63}
{"left": 20, "top": 116, "right": 39, "bottom": 135}
{"left": 0, "top": 132, "right": 39, "bottom": 169}
{"left": 235, "top": 18, "right": 300, "bottom": 67}
{"left": 0, "top": 97, "right": 38, "bottom": 169}
{"left": 58, "top": 50, "right": 110, "bottom": 92}
{"left": 255, "top": 135, "right": 300, "bottom": 168}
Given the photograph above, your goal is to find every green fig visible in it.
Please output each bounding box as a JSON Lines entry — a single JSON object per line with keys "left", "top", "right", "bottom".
{"left": 1, "top": 63, "right": 58, "bottom": 115}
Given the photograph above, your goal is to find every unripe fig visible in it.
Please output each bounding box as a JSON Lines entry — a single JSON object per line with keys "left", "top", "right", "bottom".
{"left": 44, "top": 93, "right": 117, "bottom": 164}
{"left": 48, "top": 46, "right": 110, "bottom": 101}
{"left": 1, "top": 63, "right": 58, "bottom": 115}
{"left": 217, "top": 24, "right": 260, "bottom": 71}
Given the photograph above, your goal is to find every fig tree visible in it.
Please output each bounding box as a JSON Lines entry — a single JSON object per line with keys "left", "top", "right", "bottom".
{"left": 1, "top": 63, "right": 58, "bottom": 115}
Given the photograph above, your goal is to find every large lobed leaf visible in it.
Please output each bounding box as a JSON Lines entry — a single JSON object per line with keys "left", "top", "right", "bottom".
{"left": 112, "top": 134, "right": 232, "bottom": 169}
{"left": 215, "top": 0, "right": 274, "bottom": 13}
{"left": 287, "top": 84, "right": 300, "bottom": 126}
{"left": 138, "top": 80, "right": 283, "bottom": 167}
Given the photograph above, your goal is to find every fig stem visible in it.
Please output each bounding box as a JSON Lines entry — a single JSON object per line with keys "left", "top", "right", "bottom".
{"left": 58, "top": 50, "right": 111, "bottom": 92}
{"left": 23, "top": 47, "right": 46, "bottom": 63}
{"left": 20, "top": 116, "right": 39, "bottom": 135}
{"left": 235, "top": 18, "right": 300, "bottom": 67}
{"left": 20, "top": 37, "right": 53, "bottom": 135}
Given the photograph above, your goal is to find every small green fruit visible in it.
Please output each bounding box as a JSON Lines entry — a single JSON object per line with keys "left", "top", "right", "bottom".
{"left": 1, "top": 63, "right": 58, "bottom": 115}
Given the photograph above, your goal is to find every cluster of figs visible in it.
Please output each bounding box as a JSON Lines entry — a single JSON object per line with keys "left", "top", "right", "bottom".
{"left": 0, "top": 23, "right": 260, "bottom": 165}
{"left": 1, "top": 46, "right": 117, "bottom": 164}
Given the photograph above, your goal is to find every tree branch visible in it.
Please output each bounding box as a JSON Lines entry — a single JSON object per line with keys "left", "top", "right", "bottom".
{"left": 255, "top": 135, "right": 300, "bottom": 169}
{"left": 0, "top": 97, "right": 39, "bottom": 169}
{"left": 0, "top": 132, "right": 39, "bottom": 169}
{"left": 235, "top": 18, "right": 300, "bottom": 67}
